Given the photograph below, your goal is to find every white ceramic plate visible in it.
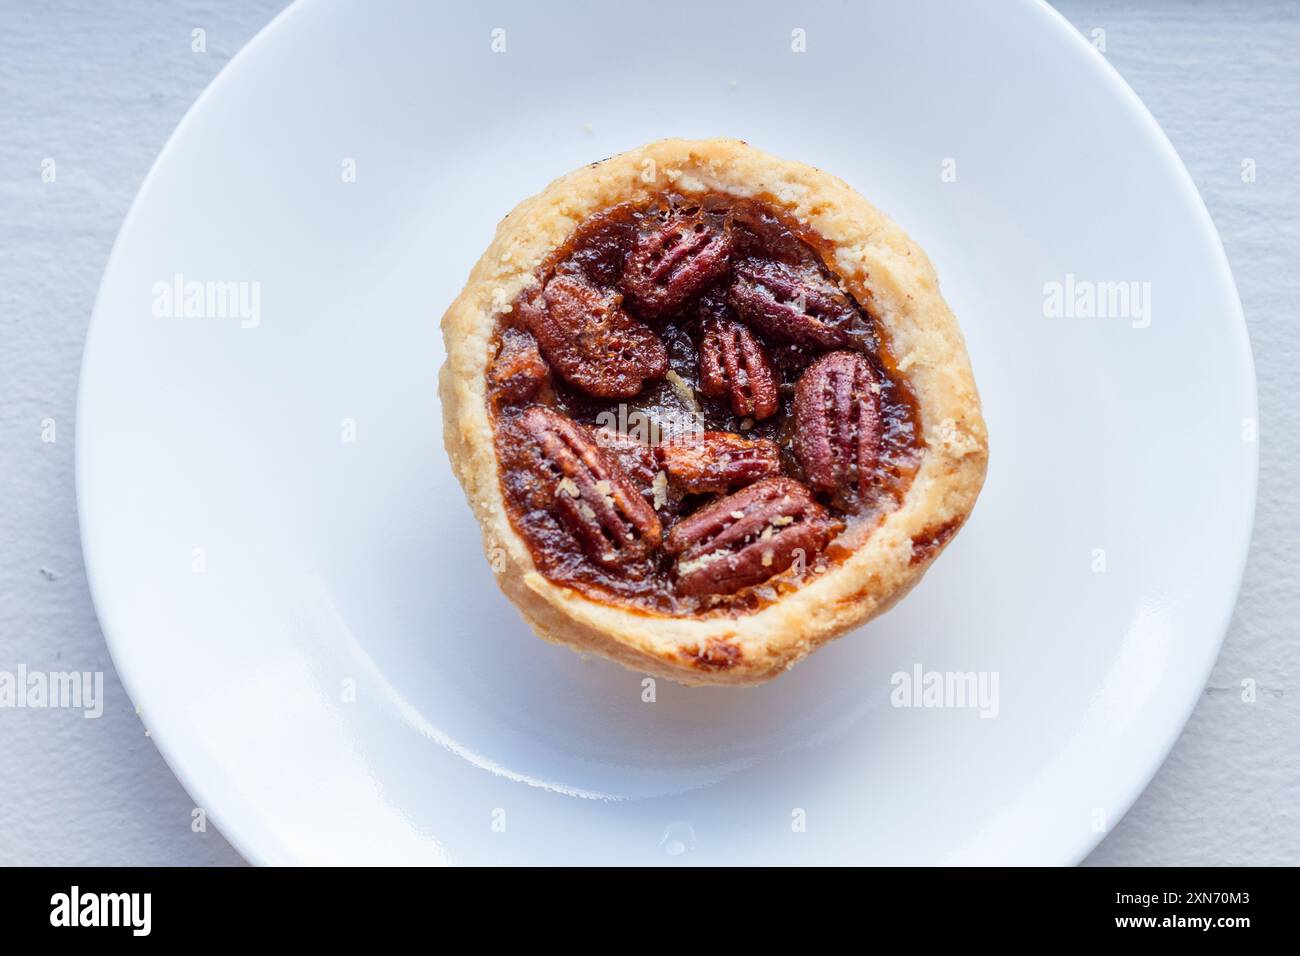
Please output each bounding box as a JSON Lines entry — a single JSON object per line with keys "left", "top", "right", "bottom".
{"left": 78, "top": 0, "right": 1256, "bottom": 865}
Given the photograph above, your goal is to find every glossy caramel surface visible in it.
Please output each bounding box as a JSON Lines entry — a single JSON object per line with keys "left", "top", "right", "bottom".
{"left": 488, "top": 193, "right": 923, "bottom": 616}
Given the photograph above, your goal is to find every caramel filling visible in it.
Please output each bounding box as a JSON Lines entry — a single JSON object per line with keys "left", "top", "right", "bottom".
{"left": 487, "top": 192, "right": 922, "bottom": 617}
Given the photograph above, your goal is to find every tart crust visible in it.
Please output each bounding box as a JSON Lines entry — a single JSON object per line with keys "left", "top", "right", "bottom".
{"left": 439, "top": 138, "right": 987, "bottom": 686}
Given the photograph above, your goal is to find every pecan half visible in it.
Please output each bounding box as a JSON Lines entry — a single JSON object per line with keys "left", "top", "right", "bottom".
{"left": 489, "top": 327, "right": 550, "bottom": 404}
{"left": 665, "top": 477, "right": 838, "bottom": 596}
{"left": 659, "top": 432, "right": 780, "bottom": 494}
{"left": 503, "top": 407, "right": 662, "bottom": 569}
{"left": 793, "top": 351, "right": 881, "bottom": 506}
{"left": 520, "top": 274, "right": 667, "bottom": 398}
{"left": 623, "top": 210, "right": 733, "bottom": 316}
{"left": 591, "top": 426, "right": 661, "bottom": 497}
{"left": 699, "top": 315, "right": 779, "bottom": 419}
{"left": 728, "top": 257, "right": 864, "bottom": 349}
{"left": 557, "top": 208, "right": 634, "bottom": 289}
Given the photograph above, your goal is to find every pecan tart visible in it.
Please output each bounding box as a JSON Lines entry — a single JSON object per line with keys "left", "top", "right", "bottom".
{"left": 440, "top": 139, "right": 987, "bottom": 686}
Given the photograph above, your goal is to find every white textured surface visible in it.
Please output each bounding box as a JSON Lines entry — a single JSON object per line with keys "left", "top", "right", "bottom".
{"left": 0, "top": 0, "right": 1294, "bottom": 866}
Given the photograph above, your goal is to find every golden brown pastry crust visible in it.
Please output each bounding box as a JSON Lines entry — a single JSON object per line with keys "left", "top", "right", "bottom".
{"left": 439, "top": 138, "right": 987, "bottom": 686}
